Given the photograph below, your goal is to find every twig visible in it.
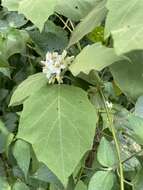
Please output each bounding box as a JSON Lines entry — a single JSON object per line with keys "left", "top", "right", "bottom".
{"left": 122, "top": 149, "right": 143, "bottom": 164}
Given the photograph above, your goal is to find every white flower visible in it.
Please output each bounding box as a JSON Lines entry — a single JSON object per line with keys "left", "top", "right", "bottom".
{"left": 41, "top": 50, "right": 71, "bottom": 84}
{"left": 105, "top": 101, "right": 113, "bottom": 109}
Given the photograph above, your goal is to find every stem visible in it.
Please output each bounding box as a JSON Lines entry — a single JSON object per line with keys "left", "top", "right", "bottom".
{"left": 63, "top": 19, "right": 70, "bottom": 30}
{"left": 55, "top": 14, "right": 73, "bottom": 33}
{"left": 117, "top": 169, "right": 133, "bottom": 187}
{"left": 75, "top": 167, "right": 84, "bottom": 185}
{"left": 55, "top": 14, "right": 82, "bottom": 52}
{"left": 94, "top": 72, "right": 124, "bottom": 190}
{"left": 100, "top": 90, "right": 124, "bottom": 190}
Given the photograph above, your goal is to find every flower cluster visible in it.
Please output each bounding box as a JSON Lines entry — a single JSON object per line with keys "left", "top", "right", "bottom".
{"left": 105, "top": 101, "right": 113, "bottom": 109}
{"left": 41, "top": 50, "right": 74, "bottom": 84}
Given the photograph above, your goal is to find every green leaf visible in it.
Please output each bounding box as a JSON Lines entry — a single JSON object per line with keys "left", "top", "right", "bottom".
{"left": 75, "top": 181, "right": 87, "bottom": 190}
{"left": 70, "top": 43, "right": 122, "bottom": 76}
{"left": 55, "top": 0, "right": 99, "bottom": 21}
{"left": 31, "top": 163, "right": 63, "bottom": 189}
{"left": 9, "top": 73, "right": 48, "bottom": 106}
{"left": 88, "top": 171, "right": 114, "bottom": 190}
{"left": 17, "top": 85, "right": 97, "bottom": 185}
{"left": 105, "top": 0, "right": 143, "bottom": 55}
{"left": 116, "top": 108, "right": 143, "bottom": 146}
{"left": 29, "top": 20, "right": 68, "bottom": 53}
{"left": 0, "top": 28, "right": 28, "bottom": 69}
{"left": 110, "top": 51, "right": 143, "bottom": 100}
{"left": 18, "top": 0, "right": 57, "bottom": 31}
{"left": 97, "top": 137, "right": 117, "bottom": 167}
{"left": 0, "top": 68, "right": 10, "bottom": 77}
{"left": 2, "top": 0, "right": 23, "bottom": 11}
{"left": 0, "top": 28, "right": 29, "bottom": 59}
{"left": 0, "top": 177, "right": 11, "bottom": 190}
{"left": 50, "top": 184, "right": 61, "bottom": 190}
{"left": 3, "top": 113, "right": 18, "bottom": 133}
{"left": 68, "top": 0, "right": 107, "bottom": 47}
{"left": 123, "top": 114, "right": 143, "bottom": 145}
{"left": 5, "top": 12, "right": 27, "bottom": 28}
{"left": 133, "top": 169, "right": 143, "bottom": 190}
{"left": 6, "top": 29, "right": 28, "bottom": 57}
{"left": 0, "top": 120, "right": 13, "bottom": 153}
{"left": 0, "top": 57, "right": 9, "bottom": 68}
{"left": 120, "top": 142, "right": 141, "bottom": 172}
{"left": 13, "top": 181, "right": 29, "bottom": 190}
{"left": 87, "top": 26, "right": 104, "bottom": 43}
{"left": 13, "top": 140, "right": 31, "bottom": 179}
{"left": 0, "top": 120, "right": 8, "bottom": 153}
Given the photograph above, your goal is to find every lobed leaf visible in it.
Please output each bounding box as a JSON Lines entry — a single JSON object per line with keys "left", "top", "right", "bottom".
{"left": 17, "top": 85, "right": 97, "bottom": 185}
{"left": 105, "top": 0, "right": 143, "bottom": 55}
{"left": 18, "top": 0, "right": 57, "bottom": 31}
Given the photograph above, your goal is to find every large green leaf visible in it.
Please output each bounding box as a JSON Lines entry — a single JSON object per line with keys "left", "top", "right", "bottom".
{"left": 18, "top": 0, "right": 57, "bottom": 31}
{"left": 9, "top": 73, "right": 48, "bottom": 106}
{"left": 97, "top": 137, "right": 117, "bottom": 167}
{"left": 70, "top": 43, "right": 122, "bottom": 76}
{"left": 17, "top": 85, "right": 97, "bottom": 185}
{"left": 88, "top": 171, "right": 114, "bottom": 190}
{"left": 55, "top": 0, "right": 99, "bottom": 21}
{"left": 2, "top": 0, "right": 23, "bottom": 11}
{"left": 110, "top": 51, "right": 143, "bottom": 100}
{"left": 2, "top": 0, "right": 100, "bottom": 31}
{"left": 68, "top": 0, "right": 107, "bottom": 47}
{"left": 105, "top": 0, "right": 143, "bottom": 55}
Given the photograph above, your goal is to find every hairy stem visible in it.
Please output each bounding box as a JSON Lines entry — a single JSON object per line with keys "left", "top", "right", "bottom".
{"left": 94, "top": 72, "right": 124, "bottom": 190}
{"left": 100, "top": 90, "right": 124, "bottom": 190}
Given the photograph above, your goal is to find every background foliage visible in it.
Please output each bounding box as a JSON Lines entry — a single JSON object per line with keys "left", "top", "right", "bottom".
{"left": 0, "top": 0, "right": 143, "bottom": 189}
